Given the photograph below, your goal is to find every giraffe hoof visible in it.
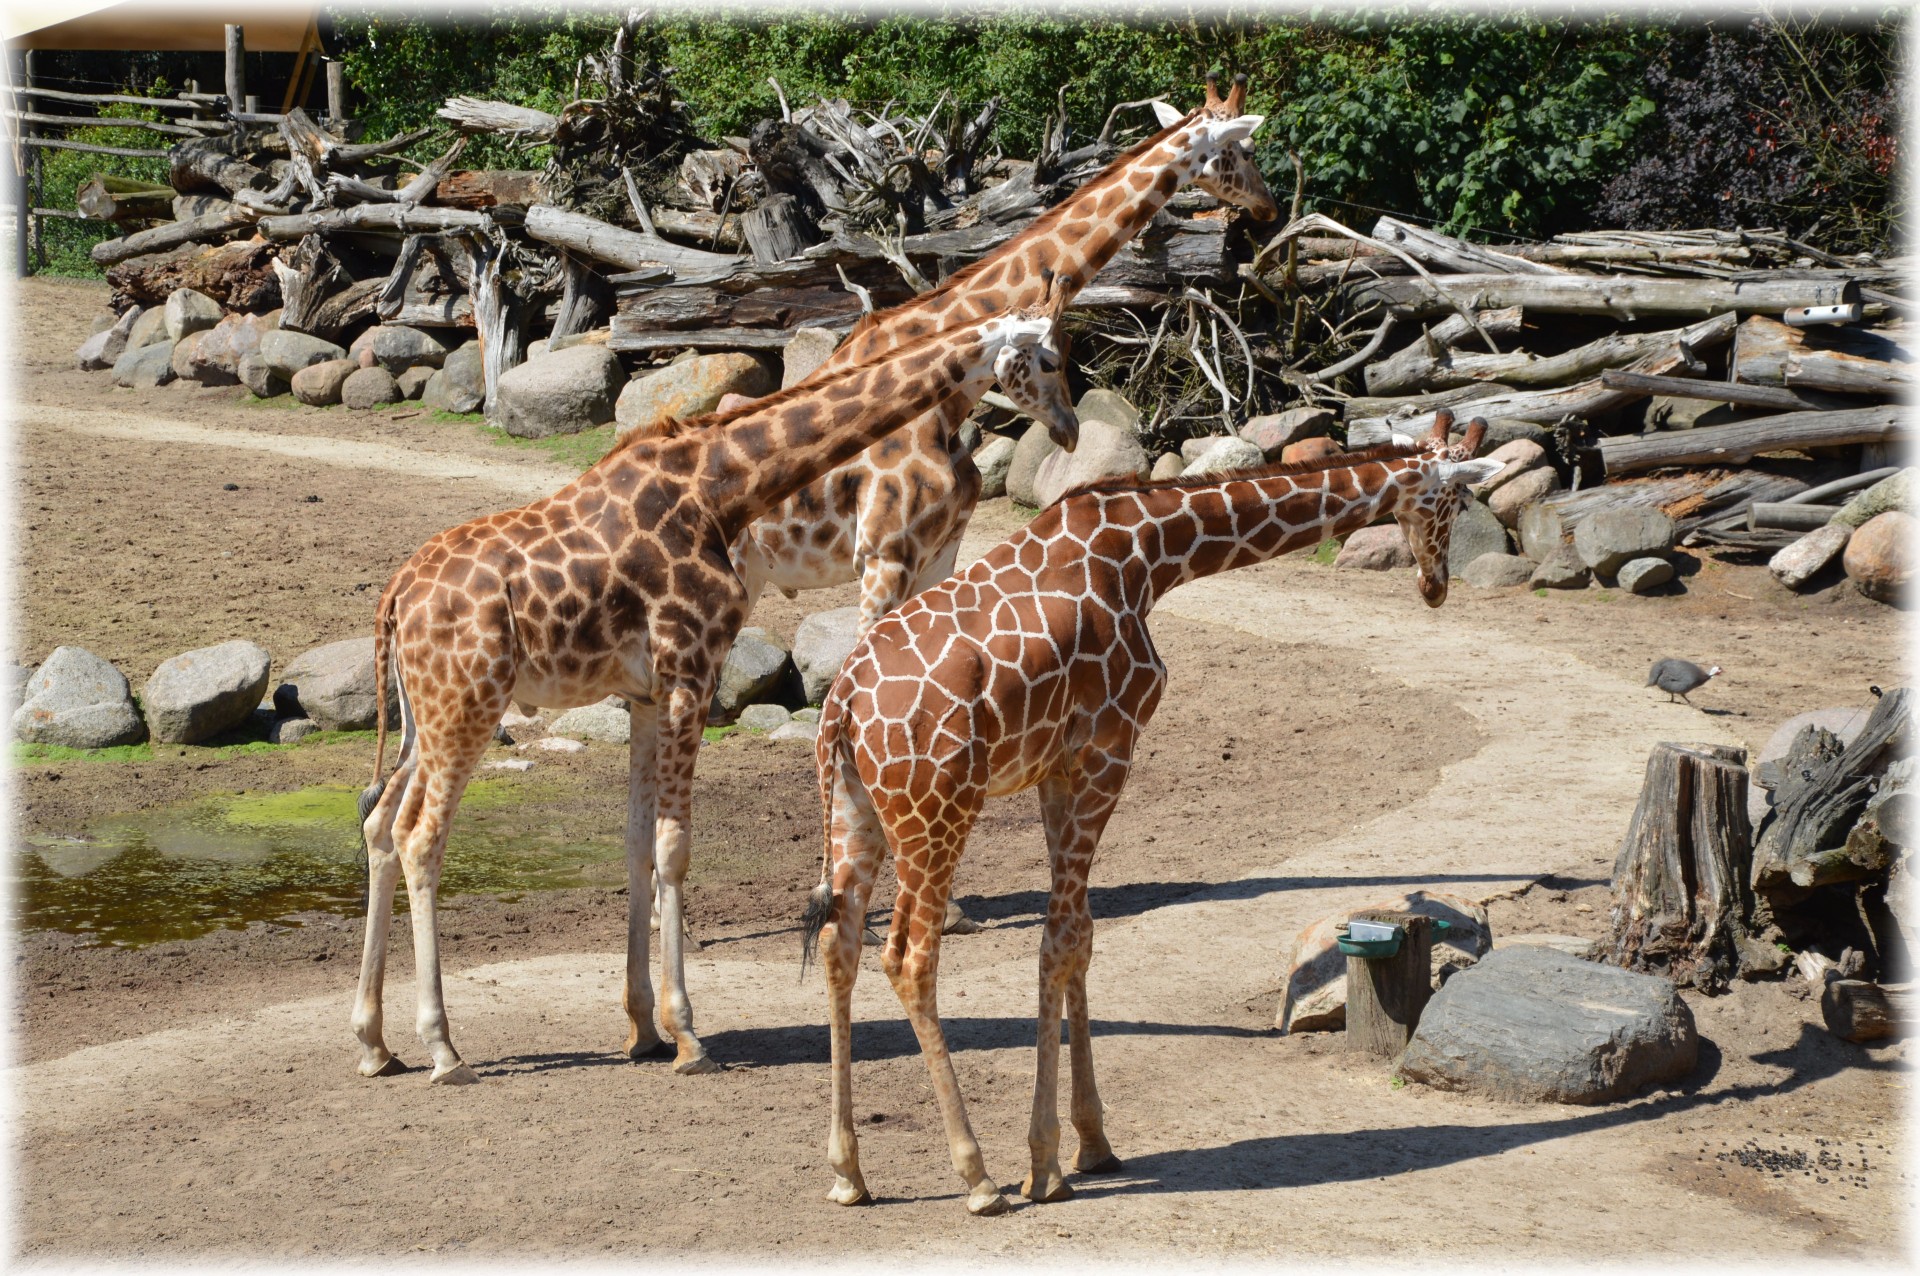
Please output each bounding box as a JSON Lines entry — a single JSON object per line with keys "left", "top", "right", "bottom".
{"left": 966, "top": 1187, "right": 1013, "bottom": 1217}
{"left": 429, "top": 1061, "right": 480, "bottom": 1086}
{"left": 624, "top": 1033, "right": 671, "bottom": 1061}
{"left": 825, "top": 1179, "right": 872, "bottom": 1207}
{"left": 358, "top": 1054, "right": 407, "bottom": 1078}
{"left": 1074, "top": 1152, "right": 1125, "bottom": 1175}
{"left": 1021, "top": 1171, "right": 1073, "bottom": 1203}
{"left": 672, "top": 1051, "right": 723, "bottom": 1076}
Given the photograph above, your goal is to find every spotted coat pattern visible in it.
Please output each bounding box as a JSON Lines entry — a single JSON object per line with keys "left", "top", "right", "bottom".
{"left": 350, "top": 307, "right": 1076, "bottom": 1085}
{"left": 807, "top": 418, "right": 1498, "bottom": 1213}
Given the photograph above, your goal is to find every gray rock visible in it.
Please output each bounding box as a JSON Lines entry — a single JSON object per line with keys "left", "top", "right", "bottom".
{"left": 163, "top": 288, "right": 222, "bottom": 341}
{"left": 142, "top": 639, "right": 272, "bottom": 745}
{"left": 394, "top": 365, "right": 436, "bottom": 400}
{"left": 276, "top": 637, "right": 398, "bottom": 731}
{"left": 714, "top": 627, "right": 796, "bottom": 718}
{"left": 110, "top": 340, "right": 177, "bottom": 389}
{"left": 549, "top": 697, "right": 631, "bottom": 743}
{"left": 790, "top": 707, "right": 822, "bottom": 725}
{"left": 127, "top": 306, "right": 171, "bottom": 351}
{"left": 1006, "top": 419, "right": 1061, "bottom": 507}
{"left": 1461, "top": 552, "right": 1537, "bottom": 589}
{"left": 1447, "top": 500, "right": 1510, "bottom": 575}
{"left": 270, "top": 717, "right": 321, "bottom": 745}
{"left": 769, "top": 718, "right": 820, "bottom": 743}
{"left": 524, "top": 338, "right": 551, "bottom": 361}
{"left": 1478, "top": 418, "right": 1553, "bottom": 452}
{"left": 737, "top": 703, "right": 793, "bottom": 732}
{"left": 190, "top": 310, "right": 278, "bottom": 379}
{"left": 422, "top": 342, "right": 485, "bottom": 414}
{"left": 1833, "top": 466, "right": 1916, "bottom": 528}
{"left": 1032, "top": 419, "right": 1147, "bottom": 507}
{"left": 237, "top": 351, "right": 288, "bottom": 399}
{"left": 1074, "top": 387, "right": 1140, "bottom": 433}
{"left": 1240, "top": 408, "right": 1333, "bottom": 459}
{"left": 1182, "top": 435, "right": 1267, "bottom": 479}
{"left": 550, "top": 329, "right": 612, "bottom": 354}
{"left": 1618, "top": 556, "right": 1675, "bottom": 594}
{"left": 1180, "top": 435, "right": 1225, "bottom": 464}
{"left": 10, "top": 646, "right": 145, "bottom": 749}
{"left": 496, "top": 344, "right": 627, "bottom": 438}
{"left": 1493, "top": 933, "right": 1599, "bottom": 958}
{"left": 291, "top": 358, "right": 356, "bottom": 406}
{"left": 1396, "top": 945, "right": 1698, "bottom": 1104}
{"left": 1575, "top": 507, "right": 1675, "bottom": 575}
{"left": 794, "top": 607, "right": 864, "bottom": 705}
{"left": 614, "top": 351, "right": 773, "bottom": 440}
{"left": 342, "top": 366, "right": 402, "bottom": 410}
{"left": 781, "top": 327, "right": 842, "bottom": 388}
{"left": 1486, "top": 464, "right": 1559, "bottom": 529}
{"left": 1150, "top": 453, "right": 1185, "bottom": 481}
{"left": 1768, "top": 522, "right": 1852, "bottom": 591}
{"left": 349, "top": 324, "right": 456, "bottom": 373}
{"left": 1518, "top": 503, "right": 1567, "bottom": 563}
{"left": 76, "top": 306, "right": 141, "bottom": 370}
{"left": 258, "top": 330, "right": 347, "bottom": 380}
{"left": 1528, "top": 542, "right": 1591, "bottom": 590}
{"left": 3, "top": 662, "right": 30, "bottom": 720}
{"left": 172, "top": 329, "right": 238, "bottom": 386}
{"left": 974, "top": 435, "right": 1017, "bottom": 500}
{"left": 1334, "top": 524, "right": 1414, "bottom": 571}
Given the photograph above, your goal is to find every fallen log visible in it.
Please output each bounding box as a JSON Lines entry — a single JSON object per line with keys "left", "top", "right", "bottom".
{"left": 431, "top": 169, "right": 544, "bottom": 209}
{"left": 1749, "top": 502, "right": 1843, "bottom": 532}
{"left": 168, "top": 137, "right": 273, "bottom": 197}
{"left": 521, "top": 202, "right": 740, "bottom": 277}
{"left": 1370, "top": 215, "right": 1564, "bottom": 276}
{"left": 1821, "top": 979, "right": 1910, "bottom": 1042}
{"left": 259, "top": 203, "right": 488, "bottom": 240}
{"left": 105, "top": 238, "right": 281, "bottom": 311}
{"left": 1362, "top": 307, "right": 1526, "bottom": 396}
{"left": 1543, "top": 469, "right": 1811, "bottom": 536}
{"left": 90, "top": 208, "right": 259, "bottom": 266}
{"left": 437, "top": 96, "right": 560, "bottom": 139}
{"left": 376, "top": 235, "right": 473, "bottom": 328}
{"left": 74, "top": 173, "right": 178, "bottom": 222}
{"left": 1345, "top": 272, "right": 1862, "bottom": 321}
{"left": 1598, "top": 406, "right": 1906, "bottom": 475}
{"left": 742, "top": 192, "right": 820, "bottom": 264}
{"left": 1787, "top": 352, "right": 1914, "bottom": 398}
{"left": 1753, "top": 687, "right": 1910, "bottom": 900}
{"left": 1730, "top": 314, "right": 1913, "bottom": 386}
{"left": 1599, "top": 368, "right": 1854, "bottom": 413}
{"left": 649, "top": 205, "right": 742, "bottom": 251}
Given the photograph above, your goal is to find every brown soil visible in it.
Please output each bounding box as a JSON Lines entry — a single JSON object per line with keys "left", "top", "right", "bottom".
{"left": 6, "top": 277, "right": 1909, "bottom": 1263}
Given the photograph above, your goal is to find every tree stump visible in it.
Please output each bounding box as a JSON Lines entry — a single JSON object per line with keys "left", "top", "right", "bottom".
{"left": 1754, "top": 687, "right": 1911, "bottom": 902}
{"left": 1820, "top": 979, "right": 1910, "bottom": 1043}
{"left": 742, "top": 193, "right": 821, "bottom": 265}
{"left": 1604, "top": 742, "right": 1758, "bottom": 991}
{"left": 1345, "top": 911, "right": 1434, "bottom": 1058}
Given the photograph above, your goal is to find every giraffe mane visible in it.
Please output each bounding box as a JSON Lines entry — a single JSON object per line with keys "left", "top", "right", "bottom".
{"left": 1059, "top": 439, "right": 1426, "bottom": 502}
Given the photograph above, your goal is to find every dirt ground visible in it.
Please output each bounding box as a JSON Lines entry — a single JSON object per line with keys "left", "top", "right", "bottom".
{"left": 5, "top": 276, "right": 1912, "bottom": 1264}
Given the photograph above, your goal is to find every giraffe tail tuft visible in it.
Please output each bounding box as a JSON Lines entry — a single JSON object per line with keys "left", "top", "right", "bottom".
{"left": 798, "top": 880, "right": 834, "bottom": 981}
{"left": 355, "top": 776, "right": 387, "bottom": 920}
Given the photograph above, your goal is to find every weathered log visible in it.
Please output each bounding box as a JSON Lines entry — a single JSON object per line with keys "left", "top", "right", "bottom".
{"left": 104, "top": 238, "right": 281, "bottom": 311}
{"left": 431, "top": 169, "right": 544, "bottom": 210}
{"left": 1370, "top": 215, "right": 1564, "bottom": 276}
{"left": 1599, "top": 368, "right": 1854, "bottom": 414}
{"left": 678, "top": 147, "right": 744, "bottom": 211}
{"left": 168, "top": 137, "right": 272, "bottom": 197}
{"left": 274, "top": 234, "right": 344, "bottom": 335}
{"left": 1346, "top": 272, "right": 1862, "bottom": 321}
{"left": 444, "top": 234, "right": 535, "bottom": 418}
{"left": 325, "top": 135, "right": 465, "bottom": 209}
{"left": 1821, "top": 979, "right": 1909, "bottom": 1042}
{"left": 1598, "top": 406, "right": 1906, "bottom": 476}
{"left": 331, "top": 127, "right": 434, "bottom": 166}
{"left": 259, "top": 203, "right": 488, "bottom": 240}
{"left": 521, "top": 202, "right": 740, "bottom": 277}
{"left": 1730, "top": 314, "right": 1913, "bottom": 387}
{"left": 1363, "top": 307, "right": 1526, "bottom": 396}
{"left": 606, "top": 326, "right": 814, "bottom": 354}
{"left": 1842, "top": 756, "right": 1916, "bottom": 879}
{"left": 437, "top": 96, "right": 560, "bottom": 139}
{"left": 375, "top": 235, "right": 473, "bottom": 328}
{"left": 74, "top": 172, "right": 177, "bottom": 223}
{"left": 1372, "top": 316, "right": 1742, "bottom": 399}
{"left": 742, "top": 192, "right": 820, "bottom": 264}
{"left": 1543, "top": 469, "right": 1811, "bottom": 537}
{"left": 1604, "top": 742, "right": 1758, "bottom": 991}
{"left": 551, "top": 253, "right": 613, "bottom": 340}
{"left": 1344, "top": 912, "right": 1435, "bottom": 1058}
{"left": 89, "top": 208, "right": 258, "bottom": 266}
{"left": 646, "top": 205, "right": 742, "bottom": 251}
{"left": 1749, "top": 502, "right": 1842, "bottom": 532}
{"left": 1754, "top": 688, "right": 1911, "bottom": 900}
{"left": 1787, "top": 351, "right": 1914, "bottom": 398}
{"left": 304, "top": 277, "right": 384, "bottom": 339}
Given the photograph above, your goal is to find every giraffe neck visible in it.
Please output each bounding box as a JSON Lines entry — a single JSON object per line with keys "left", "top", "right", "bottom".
{"left": 690, "top": 323, "right": 1008, "bottom": 535}
{"left": 1104, "top": 462, "right": 1416, "bottom": 610}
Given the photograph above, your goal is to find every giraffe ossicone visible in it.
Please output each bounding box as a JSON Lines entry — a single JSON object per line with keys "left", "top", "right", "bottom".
{"left": 349, "top": 300, "right": 1073, "bottom": 1086}
{"left": 804, "top": 413, "right": 1496, "bottom": 1212}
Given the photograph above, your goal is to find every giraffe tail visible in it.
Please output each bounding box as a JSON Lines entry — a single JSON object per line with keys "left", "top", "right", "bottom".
{"left": 357, "top": 577, "right": 401, "bottom": 875}
{"left": 797, "top": 691, "right": 848, "bottom": 979}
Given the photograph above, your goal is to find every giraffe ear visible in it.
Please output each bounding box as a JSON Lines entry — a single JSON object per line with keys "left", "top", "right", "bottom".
{"left": 1209, "top": 115, "right": 1266, "bottom": 145}
{"left": 1439, "top": 458, "right": 1504, "bottom": 489}
{"left": 1150, "top": 99, "right": 1184, "bottom": 129}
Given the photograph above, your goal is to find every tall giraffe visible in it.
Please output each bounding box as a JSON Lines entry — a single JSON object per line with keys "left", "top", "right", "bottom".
{"left": 803, "top": 415, "right": 1502, "bottom": 1213}
{"left": 732, "top": 72, "right": 1280, "bottom": 635}
{"left": 352, "top": 298, "right": 1076, "bottom": 1084}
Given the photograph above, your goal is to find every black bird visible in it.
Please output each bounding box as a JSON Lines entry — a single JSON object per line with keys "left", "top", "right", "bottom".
{"left": 1647, "top": 658, "right": 1721, "bottom": 705}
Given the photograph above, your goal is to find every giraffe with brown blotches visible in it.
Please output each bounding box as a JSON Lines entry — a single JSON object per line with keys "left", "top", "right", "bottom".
{"left": 351, "top": 296, "right": 1077, "bottom": 1085}
{"left": 802, "top": 414, "right": 1503, "bottom": 1214}
{"left": 729, "top": 72, "right": 1280, "bottom": 636}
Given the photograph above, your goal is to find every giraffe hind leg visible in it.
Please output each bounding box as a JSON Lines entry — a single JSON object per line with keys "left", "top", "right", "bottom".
{"left": 815, "top": 740, "right": 884, "bottom": 1205}
{"left": 352, "top": 667, "right": 419, "bottom": 1078}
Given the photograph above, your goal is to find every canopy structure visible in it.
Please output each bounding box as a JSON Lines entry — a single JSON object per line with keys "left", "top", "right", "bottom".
{"left": 7, "top": 3, "right": 319, "bottom": 52}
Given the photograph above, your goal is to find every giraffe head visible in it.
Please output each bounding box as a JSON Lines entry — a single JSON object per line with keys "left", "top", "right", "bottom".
{"left": 992, "top": 267, "right": 1079, "bottom": 451}
{"left": 1151, "top": 71, "right": 1279, "bottom": 220}
{"left": 1389, "top": 411, "right": 1505, "bottom": 608}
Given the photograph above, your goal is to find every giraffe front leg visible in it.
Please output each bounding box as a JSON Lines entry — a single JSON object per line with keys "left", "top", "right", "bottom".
{"left": 1066, "top": 966, "right": 1120, "bottom": 1174}
{"left": 622, "top": 702, "right": 669, "bottom": 1060}
{"left": 396, "top": 774, "right": 480, "bottom": 1085}
{"left": 821, "top": 747, "right": 884, "bottom": 1205}
{"left": 652, "top": 683, "right": 719, "bottom": 1075}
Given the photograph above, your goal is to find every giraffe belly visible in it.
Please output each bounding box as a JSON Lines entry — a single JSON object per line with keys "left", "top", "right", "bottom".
{"left": 508, "top": 641, "right": 656, "bottom": 710}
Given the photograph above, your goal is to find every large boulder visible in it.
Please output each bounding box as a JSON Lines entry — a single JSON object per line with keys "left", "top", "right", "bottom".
{"left": 348, "top": 324, "right": 456, "bottom": 373}
{"left": 342, "top": 366, "right": 402, "bottom": 410}
{"left": 780, "top": 327, "right": 842, "bottom": 388}
{"left": 110, "top": 340, "right": 176, "bottom": 389}
{"left": 1182, "top": 435, "right": 1267, "bottom": 479}
{"left": 1574, "top": 506, "right": 1675, "bottom": 576}
{"left": 549, "top": 697, "right": 631, "bottom": 743}
{"left": 1460, "top": 552, "right": 1536, "bottom": 589}
{"left": 713, "top": 627, "right": 798, "bottom": 719}
{"left": 737, "top": 703, "right": 793, "bottom": 732}
{"left": 1074, "top": 387, "right": 1140, "bottom": 433}
{"left": 1334, "top": 524, "right": 1414, "bottom": 571}
{"left": 1006, "top": 418, "right": 1062, "bottom": 507}
{"left": 1149, "top": 453, "right": 1185, "bottom": 481}
{"left": 275, "top": 637, "right": 398, "bottom": 731}
{"left": 1769, "top": 522, "right": 1852, "bottom": 591}
{"left": 793, "top": 607, "right": 863, "bottom": 705}
{"left": 974, "top": 435, "right": 1018, "bottom": 500}
{"left": 614, "top": 352, "right": 774, "bottom": 439}
{"left": 237, "top": 351, "right": 288, "bottom": 399}
{"left": 1180, "top": 435, "right": 1226, "bottom": 464}
{"left": 1518, "top": 502, "right": 1567, "bottom": 562}
{"left": 1487, "top": 465, "right": 1559, "bottom": 528}
{"left": 422, "top": 341, "right": 485, "bottom": 414}
{"left": 550, "top": 328, "right": 612, "bottom": 354}
{"left": 1032, "top": 418, "right": 1147, "bottom": 506}
{"left": 171, "top": 330, "right": 236, "bottom": 385}
{"left": 162, "top": 287, "right": 222, "bottom": 341}
{"left": 258, "top": 329, "right": 347, "bottom": 381}
{"left": 494, "top": 344, "right": 627, "bottom": 438}
{"left": 1843, "top": 511, "right": 1914, "bottom": 605}
{"left": 126, "top": 305, "right": 170, "bottom": 351}
{"left": 1528, "top": 542, "right": 1591, "bottom": 590}
{"left": 1240, "top": 407, "right": 1333, "bottom": 459}
{"left": 291, "top": 358, "right": 357, "bottom": 406}
{"left": 75, "top": 306, "right": 141, "bottom": 370}
{"left": 1395, "top": 945, "right": 1698, "bottom": 1104}
{"left": 189, "top": 310, "right": 277, "bottom": 379}
{"left": 1276, "top": 891, "right": 1491, "bottom": 1034}
{"left": 10, "top": 646, "right": 145, "bottom": 749}
{"left": 1447, "top": 499, "right": 1510, "bottom": 574}
{"left": 1280, "top": 437, "right": 1343, "bottom": 466}
{"left": 1618, "top": 556, "right": 1675, "bottom": 594}
{"left": 141, "top": 640, "right": 272, "bottom": 745}
{"left": 395, "top": 365, "right": 436, "bottom": 400}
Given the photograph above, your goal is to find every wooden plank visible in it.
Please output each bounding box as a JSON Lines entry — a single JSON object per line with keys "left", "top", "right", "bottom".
{"left": 21, "top": 136, "right": 169, "bottom": 158}
{"left": 11, "top": 85, "right": 204, "bottom": 112}
{"left": 1598, "top": 406, "right": 1906, "bottom": 475}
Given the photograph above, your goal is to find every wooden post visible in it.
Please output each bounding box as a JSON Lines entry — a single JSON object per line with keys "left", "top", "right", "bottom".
{"left": 225, "top": 25, "right": 246, "bottom": 113}
{"left": 326, "top": 62, "right": 346, "bottom": 125}
{"left": 1345, "top": 911, "right": 1434, "bottom": 1058}
{"left": 7, "top": 46, "right": 28, "bottom": 279}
